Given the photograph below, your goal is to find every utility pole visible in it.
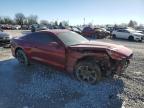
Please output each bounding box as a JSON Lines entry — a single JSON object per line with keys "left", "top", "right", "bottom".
{"left": 83, "top": 18, "right": 85, "bottom": 25}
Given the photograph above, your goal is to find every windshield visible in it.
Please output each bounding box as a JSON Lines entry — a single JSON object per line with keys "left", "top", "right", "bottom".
{"left": 127, "top": 28, "right": 136, "bottom": 33}
{"left": 58, "top": 31, "right": 88, "bottom": 46}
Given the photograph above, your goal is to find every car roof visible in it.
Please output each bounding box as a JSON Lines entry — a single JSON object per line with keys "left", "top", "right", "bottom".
{"left": 38, "top": 29, "right": 70, "bottom": 35}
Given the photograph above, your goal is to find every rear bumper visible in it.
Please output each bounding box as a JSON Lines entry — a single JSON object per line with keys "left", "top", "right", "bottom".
{"left": 0, "top": 40, "right": 10, "bottom": 46}
{"left": 0, "top": 40, "right": 10, "bottom": 42}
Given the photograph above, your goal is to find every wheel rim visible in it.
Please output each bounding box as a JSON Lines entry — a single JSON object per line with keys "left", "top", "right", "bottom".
{"left": 17, "top": 51, "right": 25, "bottom": 64}
{"left": 76, "top": 65, "right": 98, "bottom": 84}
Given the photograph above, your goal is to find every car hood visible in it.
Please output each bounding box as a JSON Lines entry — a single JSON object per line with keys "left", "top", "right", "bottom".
{"left": 132, "top": 32, "right": 144, "bottom": 36}
{"left": 69, "top": 41, "right": 133, "bottom": 57}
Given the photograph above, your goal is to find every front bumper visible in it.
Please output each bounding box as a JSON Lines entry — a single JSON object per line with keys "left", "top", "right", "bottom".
{"left": 115, "top": 59, "right": 130, "bottom": 75}
{"left": 110, "top": 53, "right": 133, "bottom": 75}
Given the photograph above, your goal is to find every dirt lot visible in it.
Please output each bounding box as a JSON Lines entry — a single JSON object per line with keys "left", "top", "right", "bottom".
{"left": 0, "top": 30, "right": 144, "bottom": 108}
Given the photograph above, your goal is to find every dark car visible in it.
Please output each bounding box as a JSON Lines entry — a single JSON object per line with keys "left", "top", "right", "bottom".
{"left": 0, "top": 28, "right": 3, "bottom": 32}
{"left": 82, "top": 27, "right": 110, "bottom": 39}
{"left": 0, "top": 31, "right": 12, "bottom": 47}
{"left": 82, "top": 27, "right": 95, "bottom": 38}
{"left": 11, "top": 30, "right": 133, "bottom": 84}
{"left": 94, "top": 27, "right": 110, "bottom": 39}
{"left": 31, "top": 24, "right": 48, "bottom": 32}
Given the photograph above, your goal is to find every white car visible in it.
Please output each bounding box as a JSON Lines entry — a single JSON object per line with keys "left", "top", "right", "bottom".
{"left": 112, "top": 29, "right": 144, "bottom": 42}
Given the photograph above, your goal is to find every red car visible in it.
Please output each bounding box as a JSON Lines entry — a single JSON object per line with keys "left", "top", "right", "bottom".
{"left": 11, "top": 30, "right": 133, "bottom": 84}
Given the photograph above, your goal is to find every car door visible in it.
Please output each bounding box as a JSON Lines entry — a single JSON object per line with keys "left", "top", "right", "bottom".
{"left": 121, "top": 30, "right": 130, "bottom": 39}
{"left": 116, "top": 30, "right": 123, "bottom": 38}
{"left": 31, "top": 32, "right": 66, "bottom": 69}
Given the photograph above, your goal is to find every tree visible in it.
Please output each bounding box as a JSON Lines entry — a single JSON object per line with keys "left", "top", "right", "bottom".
{"left": 128, "top": 20, "right": 138, "bottom": 28}
{"left": 54, "top": 21, "right": 58, "bottom": 26}
{"left": 61, "top": 20, "right": 69, "bottom": 26}
{"left": 40, "top": 20, "right": 49, "bottom": 25}
{"left": 15, "top": 13, "right": 25, "bottom": 27}
{"left": 59, "top": 22, "right": 63, "bottom": 29}
{"left": 0, "top": 17, "right": 13, "bottom": 24}
{"left": 27, "top": 15, "right": 38, "bottom": 25}
{"left": 3, "top": 17, "right": 13, "bottom": 24}
{"left": 0, "top": 17, "right": 4, "bottom": 24}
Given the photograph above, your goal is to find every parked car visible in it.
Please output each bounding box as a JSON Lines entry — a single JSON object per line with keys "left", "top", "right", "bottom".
{"left": 112, "top": 29, "right": 144, "bottom": 42}
{"left": 82, "top": 27, "right": 110, "bottom": 39}
{"left": 68, "top": 26, "right": 81, "bottom": 34}
{"left": 82, "top": 27, "right": 95, "bottom": 39}
{"left": 0, "top": 28, "right": 3, "bottom": 32}
{"left": 138, "top": 29, "right": 144, "bottom": 33}
{"left": 1, "top": 24, "right": 13, "bottom": 30}
{"left": 94, "top": 27, "right": 110, "bottom": 39}
{"left": 0, "top": 31, "right": 12, "bottom": 46}
{"left": 31, "top": 24, "right": 48, "bottom": 32}
{"left": 12, "top": 25, "right": 21, "bottom": 30}
{"left": 11, "top": 30, "right": 133, "bottom": 84}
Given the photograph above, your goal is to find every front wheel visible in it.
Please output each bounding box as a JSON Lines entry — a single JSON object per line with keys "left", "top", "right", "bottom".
{"left": 16, "top": 49, "right": 30, "bottom": 66}
{"left": 74, "top": 60, "right": 101, "bottom": 84}
{"left": 112, "top": 34, "right": 116, "bottom": 39}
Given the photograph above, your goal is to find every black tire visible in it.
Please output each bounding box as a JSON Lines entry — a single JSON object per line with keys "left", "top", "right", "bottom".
{"left": 138, "top": 40, "right": 142, "bottom": 42}
{"left": 128, "top": 36, "right": 134, "bottom": 41}
{"left": 112, "top": 34, "right": 116, "bottom": 39}
{"left": 74, "top": 60, "right": 101, "bottom": 84}
{"left": 16, "top": 49, "right": 29, "bottom": 66}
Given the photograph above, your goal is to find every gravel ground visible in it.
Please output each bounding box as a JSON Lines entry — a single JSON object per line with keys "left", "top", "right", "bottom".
{"left": 0, "top": 30, "right": 144, "bottom": 108}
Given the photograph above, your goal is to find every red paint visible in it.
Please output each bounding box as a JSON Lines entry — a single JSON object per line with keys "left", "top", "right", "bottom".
{"left": 11, "top": 30, "right": 133, "bottom": 75}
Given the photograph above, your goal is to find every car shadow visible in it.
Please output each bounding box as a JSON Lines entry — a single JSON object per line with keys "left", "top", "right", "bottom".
{"left": 0, "top": 58, "right": 124, "bottom": 108}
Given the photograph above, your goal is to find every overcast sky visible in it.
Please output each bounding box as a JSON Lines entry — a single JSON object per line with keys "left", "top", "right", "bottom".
{"left": 0, "top": 0, "right": 144, "bottom": 25}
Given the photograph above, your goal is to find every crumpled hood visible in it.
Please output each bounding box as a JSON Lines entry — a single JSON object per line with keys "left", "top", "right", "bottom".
{"left": 70, "top": 41, "right": 133, "bottom": 57}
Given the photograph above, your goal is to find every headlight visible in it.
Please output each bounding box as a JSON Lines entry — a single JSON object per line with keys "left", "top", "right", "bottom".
{"left": 107, "top": 49, "right": 125, "bottom": 60}
{"left": 134, "top": 35, "right": 142, "bottom": 37}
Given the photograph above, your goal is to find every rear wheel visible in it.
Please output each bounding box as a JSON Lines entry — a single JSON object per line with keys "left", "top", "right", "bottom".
{"left": 16, "top": 49, "right": 29, "bottom": 66}
{"left": 112, "top": 34, "right": 116, "bottom": 39}
{"left": 128, "top": 36, "right": 134, "bottom": 41}
{"left": 74, "top": 60, "right": 101, "bottom": 84}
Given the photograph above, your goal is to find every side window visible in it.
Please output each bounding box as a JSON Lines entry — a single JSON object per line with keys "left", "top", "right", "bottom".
{"left": 34, "top": 32, "right": 58, "bottom": 44}
{"left": 117, "top": 30, "right": 123, "bottom": 32}
{"left": 123, "top": 30, "right": 129, "bottom": 33}
{"left": 20, "top": 33, "right": 35, "bottom": 41}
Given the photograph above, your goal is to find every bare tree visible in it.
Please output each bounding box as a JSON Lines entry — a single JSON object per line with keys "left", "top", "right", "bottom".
{"left": 128, "top": 20, "right": 138, "bottom": 28}
{"left": 27, "top": 15, "right": 38, "bottom": 25}
{"left": 15, "top": 13, "right": 25, "bottom": 27}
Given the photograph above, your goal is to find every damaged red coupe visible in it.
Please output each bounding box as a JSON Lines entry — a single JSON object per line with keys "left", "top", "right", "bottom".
{"left": 11, "top": 30, "right": 133, "bottom": 84}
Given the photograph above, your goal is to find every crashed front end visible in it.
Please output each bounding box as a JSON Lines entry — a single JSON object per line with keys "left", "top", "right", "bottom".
{"left": 106, "top": 47, "right": 133, "bottom": 76}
